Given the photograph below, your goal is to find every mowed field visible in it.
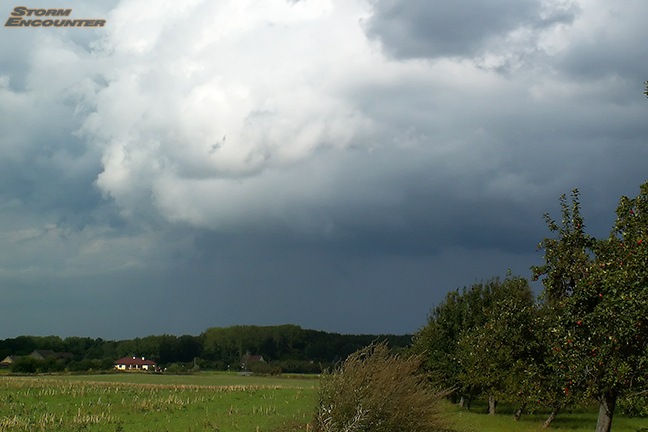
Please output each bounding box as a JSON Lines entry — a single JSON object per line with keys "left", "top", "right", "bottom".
{"left": 0, "top": 372, "right": 318, "bottom": 431}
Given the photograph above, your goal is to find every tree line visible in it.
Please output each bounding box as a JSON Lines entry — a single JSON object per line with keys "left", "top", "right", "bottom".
{"left": 410, "top": 181, "right": 648, "bottom": 432}
{"left": 0, "top": 324, "right": 411, "bottom": 374}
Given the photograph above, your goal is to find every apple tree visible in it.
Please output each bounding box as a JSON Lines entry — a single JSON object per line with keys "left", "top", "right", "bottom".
{"left": 412, "top": 276, "right": 535, "bottom": 409}
{"left": 454, "top": 274, "right": 537, "bottom": 416}
{"left": 533, "top": 182, "right": 648, "bottom": 432}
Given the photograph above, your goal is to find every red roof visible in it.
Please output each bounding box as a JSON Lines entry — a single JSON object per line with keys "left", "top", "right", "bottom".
{"left": 115, "top": 356, "right": 156, "bottom": 366}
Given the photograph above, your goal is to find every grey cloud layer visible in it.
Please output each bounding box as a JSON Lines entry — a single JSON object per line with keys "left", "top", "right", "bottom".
{"left": 1, "top": 0, "right": 647, "bottom": 338}
{"left": 363, "top": 0, "right": 577, "bottom": 60}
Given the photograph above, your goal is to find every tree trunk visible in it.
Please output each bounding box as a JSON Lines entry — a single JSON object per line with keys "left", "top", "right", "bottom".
{"left": 458, "top": 395, "right": 471, "bottom": 409}
{"left": 513, "top": 403, "right": 526, "bottom": 421}
{"left": 595, "top": 392, "right": 617, "bottom": 432}
{"left": 488, "top": 395, "right": 497, "bottom": 415}
{"left": 542, "top": 405, "right": 560, "bottom": 428}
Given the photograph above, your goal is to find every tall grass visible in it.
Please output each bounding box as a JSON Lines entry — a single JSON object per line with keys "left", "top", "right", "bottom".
{"left": 0, "top": 375, "right": 317, "bottom": 431}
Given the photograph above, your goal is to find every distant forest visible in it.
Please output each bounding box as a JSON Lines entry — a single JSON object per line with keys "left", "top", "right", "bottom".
{"left": 0, "top": 324, "right": 412, "bottom": 374}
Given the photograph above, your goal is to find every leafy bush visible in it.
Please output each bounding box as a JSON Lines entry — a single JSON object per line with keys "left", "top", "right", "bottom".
{"left": 67, "top": 358, "right": 114, "bottom": 372}
{"left": 313, "top": 342, "right": 450, "bottom": 432}
{"left": 10, "top": 357, "right": 65, "bottom": 373}
{"left": 276, "top": 359, "right": 323, "bottom": 374}
{"left": 248, "top": 361, "right": 282, "bottom": 375}
{"left": 10, "top": 357, "right": 38, "bottom": 373}
{"left": 165, "top": 363, "right": 193, "bottom": 374}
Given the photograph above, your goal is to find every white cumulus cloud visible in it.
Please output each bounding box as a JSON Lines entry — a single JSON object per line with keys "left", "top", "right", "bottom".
{"left": 79, "top": 0, "right": 376, "bottom": 227}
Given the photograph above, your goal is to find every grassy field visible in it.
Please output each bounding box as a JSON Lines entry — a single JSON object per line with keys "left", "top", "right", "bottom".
{"left": 1, "top": 372, "right": 646, "bottom": 431}
{"left": 440, "top": 400, "right": 648, "bottom": 432}
{"left": 0, "top": 372, "right": 318, "bottom": 431}
{"left": 36, "top": 371, "right": 319, "bottom": 389}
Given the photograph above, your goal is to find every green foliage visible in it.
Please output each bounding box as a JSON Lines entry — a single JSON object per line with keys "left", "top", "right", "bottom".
{"left": 533, "top": 181, "right": 648, "bottom": 431}
{"left": 9, "top": 357, "right": 39, "bottom": 374}
{"left": 455, "top": 275, "right": 538, "bottom": 410}
{"left": 242, "top": 359, "right": 283, "bottom": 375}
{"left": 164, "top": 362, "right": 193, "bottom": 374}
{"left": 201, "top": 324, "right": 411, "bottom": 367}
{"left": 275, "top": 359, "right": 322, "bottom": 374}
{"left": 67, "top": 358, "right": 114, "bottom": 372}
{"left": 411, "top": 275, "right": 535, "bottom": 406}
{"left": 526, "top": 304, "right": 579, "bottom": 414}
{"left": 0, "top": 325, "right": 412, "bottom": 374}
{"left": 618, "top": 394, "right": 648, "bottom": 417}
{"left": 9, "top": 357, "right": 65, "bottom": 374}
{"left": 541, "top": 184, "right": 648, "bottom": 395}
{"left": 314, "top": 342, "right": 448, "bottom": 432}
{"left": 531, "top": 189, "right": 595, "bottom": 303}
{"left": 409, "top": 181, "right": 648, "bottom": 429}
{"left": 410, "top": 290, "right": 467, "bottom": 390}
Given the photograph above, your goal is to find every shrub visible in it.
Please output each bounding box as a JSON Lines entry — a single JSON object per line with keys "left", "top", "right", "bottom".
{"left": 165, "top": 363, "right": 192, "bottom": 374}
{"left": 313, "top": 342, "right": 450, "bottom": 432}
{"left": 277, "top": 359, "right": 323, "bottom": 374}
{"left": 247, "top": 360, "right": 269, "bottom": 374}
{"left": 10, "top": 357, "right": 38, "bottom": 374}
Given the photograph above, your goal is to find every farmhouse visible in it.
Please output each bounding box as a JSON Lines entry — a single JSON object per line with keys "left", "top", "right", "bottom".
{"left": 114, "top": 356, "right": 157, "bottom": 371}
{"left": 240, "top": 354, "right": 265, "bottom": 371}
{"left": 29, "top": 350, "right": 73, "bottom": 361}
{"left": 1, "top": 350, "right": 73, "bottom": 367}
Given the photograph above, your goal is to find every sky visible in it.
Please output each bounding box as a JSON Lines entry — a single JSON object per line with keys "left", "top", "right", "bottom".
{"left": 1, "top": 0, "right": 647, "bottom": 340}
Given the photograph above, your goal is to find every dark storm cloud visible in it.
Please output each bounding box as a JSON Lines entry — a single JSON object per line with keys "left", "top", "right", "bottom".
{"left": 2, "top": 0, "right": 648, "bottom": 339}
{"left": 0, "top": 84, "right": 105, "bottom": 231}
{"left": 364, "top": 0, "right": 576, "bottom": 59}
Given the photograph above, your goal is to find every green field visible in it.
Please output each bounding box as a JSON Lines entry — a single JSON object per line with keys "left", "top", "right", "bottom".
{"left": 1, "top": 373, "right": 646, "bottom": 431}
{"left": 440, "top": 400, "right": 648, "bottom": 432}
{"left": 0, "top": 373, "right": 318, "bottom": 431}
{"left": 36, "top": 372, "right": 318, "bottom": 389}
